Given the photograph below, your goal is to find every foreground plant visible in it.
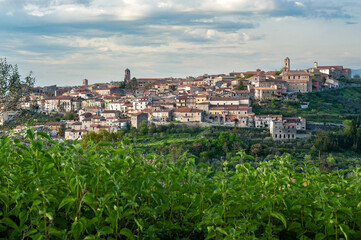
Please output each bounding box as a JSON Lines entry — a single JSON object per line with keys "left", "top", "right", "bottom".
{"left": 0, "top": 130, "right": 361, "bottom": 239}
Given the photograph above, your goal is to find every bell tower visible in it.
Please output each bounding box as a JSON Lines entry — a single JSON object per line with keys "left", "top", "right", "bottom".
{"left": 124, "top": 68, "right": 130, "bottom": 83}
{"left": 284, "top": 57, "right": 290, "bottom": 72}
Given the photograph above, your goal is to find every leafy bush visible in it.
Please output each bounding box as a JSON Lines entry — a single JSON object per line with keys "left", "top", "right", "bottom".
{"left": 1, "top": 130, "right": 361, "bottom": 239}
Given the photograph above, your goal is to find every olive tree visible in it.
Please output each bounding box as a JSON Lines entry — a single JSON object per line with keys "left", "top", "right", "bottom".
{"left": 0, "top": 58, "right": 35, "bottom": 113}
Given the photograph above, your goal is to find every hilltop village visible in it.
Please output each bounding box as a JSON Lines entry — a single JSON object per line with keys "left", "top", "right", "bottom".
{"left": 4, "top": 58, "right": 352, "bottom": 141}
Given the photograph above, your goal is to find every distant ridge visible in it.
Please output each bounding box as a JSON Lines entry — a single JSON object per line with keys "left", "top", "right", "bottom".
{"left": 352, "top": 69, "right": 361, "bottom": 77}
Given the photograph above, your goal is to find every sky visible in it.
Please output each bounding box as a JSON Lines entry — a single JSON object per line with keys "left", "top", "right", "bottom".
{"left": 0, "top": 0, "right": 360, "bottom": 86}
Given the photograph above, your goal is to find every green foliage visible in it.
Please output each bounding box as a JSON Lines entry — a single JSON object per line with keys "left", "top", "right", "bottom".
{"left": 254, "top": 87, "right": 361, "bottom": 124}
{"left": 244, "top": 73, "right": 254, "bottom": 79}
{"left": 1, "top": 132, "right": 361, "bottom": 239}
{"left": 64, "top": 112, "right": 76, "bottom": 120}
{"left": 236, "top": 81, "right": 246, "bottom": 90}
{"left": 126, "top": 77, "right": 138, "bottom": 91}
{"left": 80, "top": 130, "right": 124, "bottom": 148}
{"left": 0, "top": 58, "right": 35, "bottom": 112}
{"left": 119, "top": 81, "right": 126, "bottom": 89}
{"left": 274, "top": 69, "right": 283, "bottom": 76}
{"left": 144, "top": 83, "right": 153, "bottom": 90}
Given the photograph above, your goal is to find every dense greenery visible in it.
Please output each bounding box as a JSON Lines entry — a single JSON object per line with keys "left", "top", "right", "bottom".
{"left": 1, "top": 130, "right": 361, "bottom": 239}
{"left": 80, "top": 124, "right": 361, "bottom": 172}
{"left": 253, "top": 87, "right": 361, "bottom": 123}
{"left": 0, "top": 58, "right": 35, "bottom": 113}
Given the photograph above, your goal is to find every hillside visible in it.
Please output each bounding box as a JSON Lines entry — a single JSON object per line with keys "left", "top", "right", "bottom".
{"left": 352, "top": 69, "right": 361, "bottom": 77}
{"left": 254, "top": 87, "right": 361, "bottom": 123}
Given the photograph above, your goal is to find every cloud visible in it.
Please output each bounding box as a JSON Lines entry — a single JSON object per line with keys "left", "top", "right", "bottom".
{"left": 1, "top": 0, "right": 360, "bottom": 85}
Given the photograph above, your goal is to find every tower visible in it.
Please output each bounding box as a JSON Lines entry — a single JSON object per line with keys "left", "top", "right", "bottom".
{"left": 314, "top": 61, "right": 318, "bottom": 69}
{"left": 284, "top": 57, "right": 290, "bottom": 71}
{"left": 124, "top": 68, "right": 130, "bottom": 83}
{"left": 83, "top": 78, "right": 88, "bottom": 86}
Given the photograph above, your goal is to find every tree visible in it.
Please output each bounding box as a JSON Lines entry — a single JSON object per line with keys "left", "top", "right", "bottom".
{"left": 236, "top": 81, "right": 246, "bottom": 90}
{"left": 144, "top": 83, "right": 153, "bottom": 90}
{"left": 119, "top": 81, "right": 126, "bottom": 89}
{"left": 64, "top": 112, "right": 76, "bottom": 120}
{"left": 126, "top": 77, "right": 138, "bottom": 91}
{"left": 244, "top": 73, "right": 254, "bottom": 79}
{"left": 0, "top": 58, "right": 35, "bottom": 113}
{"left": 274, "top": 69, "right": 283, "bottom": 76}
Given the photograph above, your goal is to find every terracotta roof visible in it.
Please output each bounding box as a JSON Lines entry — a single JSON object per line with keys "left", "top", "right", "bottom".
{"left": 209, "top": 106, "right": 251, "bottom": 111}
{"left": 255, "top": 115, "right": 282, "bottom": 118}
{"left": 102, "top": 110, "right": 120, "bottom": 114}
{"left": 174, "top": 108, "right": 202, "bottom": 113}
{"left": 153, "top": 109, "right": 172, "bottom": 113}
{"left": 210, "top": 97, "right": 249, "bottom": 101}
{"left": 254, "top": 87, "right": 278, "bottom": 90}
{"left": 45, "top": 122, "right": 65, "bottom": 126}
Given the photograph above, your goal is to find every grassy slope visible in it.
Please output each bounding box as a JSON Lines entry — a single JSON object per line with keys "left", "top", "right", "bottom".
{"left": 254, "top": 87, "right": 361, "bottom": 123}
{"left": 300, "top": 87, "right": 361, "bottom": 123}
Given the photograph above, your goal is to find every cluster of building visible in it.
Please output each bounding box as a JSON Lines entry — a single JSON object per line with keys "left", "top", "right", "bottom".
{"left": 8, "top": 58, "right": 351, "bottom": 141}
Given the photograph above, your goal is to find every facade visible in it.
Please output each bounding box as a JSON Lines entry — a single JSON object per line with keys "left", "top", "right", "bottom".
{"left": 44, "top": 122, "right": 66, "bottom": 135}
{"left": 131, "top": 112, "right": 148, "bottom": 129}
{"left": 65, "top": 129, "right": 88, "bottom": 140}
{"left": 314, "top": 63, "right": 352, "bottom": 79}
{"left": 270, "top": 117, "right": 309, "bottom": 140}
{"left": 254, "top": 115, "right": 282, "bottom": 128}
{"left": 173, "top": 108, "right": 203, "bottom": 122}
{"left": 209, "top": 97, "right": 250, "bottom": 106}
{"left": 270, "top": 120, "right": 297, "bottom": 140}
{"left": 282, "top": 70, "right": 312, "bottom": 93}
{"left": 151, "top": 109, "right": 172, "bottom": 122}
{"left": 283, "top": 117, "right": 306, "bottom": 130}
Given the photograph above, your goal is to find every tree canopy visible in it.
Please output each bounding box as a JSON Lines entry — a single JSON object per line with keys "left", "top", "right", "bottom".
{"left": 0, "top": 58, "right": 35, "bottom": 113}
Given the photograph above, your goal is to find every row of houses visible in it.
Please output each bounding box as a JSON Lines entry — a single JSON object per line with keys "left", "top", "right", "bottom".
{"left": 11, "top": 57, "right": 351, "bottom": 141}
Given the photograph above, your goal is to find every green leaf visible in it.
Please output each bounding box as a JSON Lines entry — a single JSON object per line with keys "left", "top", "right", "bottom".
{"left": 0, "top": 217, "right": 18, "bottom": 229}
{"left": 357, "top": 202, "right": 361, "bottom": 209}
{"left": 48, "top": 228, "right": 63, "bottom": 238}
{"left": 26, "top": 129, "right": 35, "bottom": 140}
{"left": 19, "top": 210, "right": 28, "bottom": 226}
{"left": 71, "top": 221, "right": 83, "bottom": 240}
{"left": 25, "top": 228, "right": 37, "bottom": 237}
{"left": 315, "top": 233, "right": 325, "bottom": 240}
{"left": 119, "top": 228, "right": 135, "bottom": 240}
{"left": 216, "top": 227, "right": 228, "bottom": 236}
{"left": 98, "top": 142, "right": 113, "bottom": 147}
{"left": 32, "top": 200, "right": 42, "bottom": 208}
{"left": 37, "top": 131, "right": 50, "bottom": 140}
{"left": 205, "top": 227, "right": 216, "bottom": 240}
{"left": 83, "top": 194, "right": 96, "bottom": 212}
{"left": 271, "top": 211, "right": 287, "bottom": 228}
{"left": 43, "top": 163, "right": 55, "bottom": 172}
{"left": 339, "top": 224, "right": 350, "bottom": 240}
{"left": 100, "top": 226, "right": 113, "bottom": 235}
{"left": 58, "top": 196, "right": 76, "bottom": 210}
{"left": 0, "top": 194, "right": 9, "bottom": 206}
